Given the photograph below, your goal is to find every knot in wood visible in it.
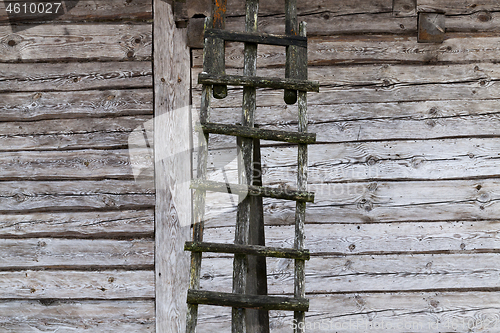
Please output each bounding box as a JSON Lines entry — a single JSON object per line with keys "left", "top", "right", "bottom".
{"left": 477, "top": 192, "right": 491, "bottom": 203}
{"left": 13, "top": 193, "right": 27, "bottom": 203}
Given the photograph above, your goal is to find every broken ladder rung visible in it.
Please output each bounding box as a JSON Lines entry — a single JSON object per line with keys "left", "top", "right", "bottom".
{"left": 191, "top": 179, "right": 315, "bottom": 203}
{"left": 205, "top": 29, "right": 307, "bottom": 47}
{"left": 185, "top": 241, "right": 310, "bottom": 260}
{"left": 187, "top": 290, "right": 309, "bottom": 312}
{"left": 198, "top": 73, "right": 319, "bottom": 92}
{"left": 199, "top": 122, "right": 316, "bottom": 144}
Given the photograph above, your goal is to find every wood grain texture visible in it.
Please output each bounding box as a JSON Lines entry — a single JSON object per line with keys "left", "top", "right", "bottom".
{"left": 193, "top": 34, "right": 500, "bottom": 68}
{"left": 0, "top": 149, "right": 152, "bottom": 181}
{"left": 201, "top": 179, "right": 500, "bottom": 226}
{"left": 0, "top": 210, "right": 154, "bottom": 238}
{"left": 0, "top": 24, "right": 151, "bottom": 62}
{"left": 198, "top": 291, "right": 500, "bottom": 332}
{"left": 0, "top": 0, "right": 152, "bottom": 23}
{"left": 205, "top": 137, "right": 500, "bottom": 183}
{"left": 0, "top": 300, "right": 155, "bottom": 332}
{"left": 1, "top": 115, "right": 152, "bottom": 151}
{"left": 417, "top": 0, "right": 500, "bottom": 14}
{"left": 0, "top": 180, "right": 154, "bottom": 213}
{"left": 0, "top": 62, "right": 152, "bottom": 93}
{"left": 204, "top": 220, "right": 500, "bottom": 255}
{"left": 153, "top": 1, "right": 191, "bottom": 332}
{"left": 0, "top": 238, "right": 153, "bottom": 269}
{"left": 0, "top": 270, "right": 154, "bottom": 299}
{"left": 198, "top": 252, "right": 500, "bottom": 294}
{"left": 0, "top": 89, "right": 152, "bottom": 122}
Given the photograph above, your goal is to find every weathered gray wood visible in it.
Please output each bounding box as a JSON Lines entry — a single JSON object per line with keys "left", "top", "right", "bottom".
{"left": 0, "top": 149, "right": 151, "bottom": 181}
{"left": 417, "top": 0, "right": 500, "bottom": 14}
{"left": 187, "top": 290, "right": 308, "bottom": 311}
{"left": 0, "top": 180, "right": 154, "bottom": 213}
{"left": 393, "top": 0, "right": 416, "bottom": 16}
{"left": 246, "top": 135, "right": 269, "bottom": 333}
{"left": 185, "top": 241, "right": 310, "bottom": 260}
{"left": 198, "top": 73, "right": 319, "bottom": 91}
{"left": 193, "top": 34, "right": 500, "bottom": 67}
{"left": 0, "top": 62, "right": 152, "bottom": 92}
{"left": 205, "top": 29, "right": 308, "bottom": 47}
{"left": 198, "top": 291, "right": 500, "bottom": 332}
{"left": 201, "top": 122, "right": 315, "bottom": 143}
{"left": 154, "top": 1, "right": 192, "bottom": 333}
{"left": 0, "top": 89, "right": 152, "bottom": 122}
{"left": 0, "top": 270, "right": 154, "bottom": 299}
{"left": 0, "top": 300, "right": 155, "bottom": 332}
{"left": 0, "top": 0, "right": 153, "bottom": 23}
{"left": 0, "top": 238, "right": 153, "bottom": 269}
{"left": 0, "top": 115, "right": 152, "bottom": 151}
{"left": 204, "top": 220, "right": 500, "bottom": 255}
{"left": 0, "top": 24, "right": 151, "bottom": 62}
{"left": 199, "top": 252, "right": 500, "bottom": 294}
{"left": 0, "top": 210, "right": 154, "bottom": 238}
{"left": 231, "top": 0, "right": 259, "bottom": 330}
{"left": 201, "top": 179, "right": 500, "bottom": 226}
{"left": 191, "top": 179, "right": 314, "bottom": 202}
{"left": 207, "top": 137, "right": 500, "bottom": 183}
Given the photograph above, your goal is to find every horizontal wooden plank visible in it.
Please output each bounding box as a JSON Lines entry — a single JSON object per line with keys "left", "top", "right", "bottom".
{"left": 198, "top": 291, "right": 500, "bottom": 332}
{"left": 193, "top": 34, "right": 500, "bottom": 68}
{"left": 0, "top": 149, "right": 152, "bottom": 181}
{"left": 0, "top": 210, "right": 154, "bottom": 238}
{"left": 1, "top": 115, "right": 152, "bottom": 151}
{"left": 0, "top": 24, "right": 151, "bottom": 62}
{"left": 188, "top": 12, "right": 500, "bottom": 48}
{"left": 187, "top": 289, "right": 309, "bottom": 311}
{"left": 0, "top": 0, "right": 152, "bottom": 23}
{"left": 225, "top": 0, "right": 393, "bottom": 17}
{"left": 199, "top": 252, "right": 500, "bottom": 294}
{"left": 417, "top": 0, "right": 500, "bottom": 14}
{"left": 0, "top": 89, "right": 153, "bottom": 122}
{"left": 0, "top": 180, "right": 154, "bottom": 213}
{"left": 0, "top": 238, "right": 153, "bottom": 269}
{"left": 203, "top": 220, "right": 500, "bottom": 256}
{"left": 0, "top": 300, "right": 154, "bottom": 332}
{"left": 206, "top": 138, "right": 500, "bottom": 183}
{"left": 185, "top": 241, "right": 310, "bottom": 260}
{"left": 0, "top": 62, "right": 152, "bottom": 93}
{"left": 0, "top": 270, "right": 154, "bottom": 299}
{"left": 202, "top": 179, "right": 500, "bottom": 226}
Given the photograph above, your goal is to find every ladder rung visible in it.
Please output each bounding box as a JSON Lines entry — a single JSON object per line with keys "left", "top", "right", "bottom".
{"left": 199, "top": 122, "right": 316, "bottom": 144}
{"left": 205, "top": 29, "right": 307, "bottom": 47}
{"left": 187, "top": 290, "right": 309, "bottom": 311}
{"left": 191, "top": 180, "right": 315, "bottom": 203}
{"left": 185, "top": 241, "right": 310, "bottom": 260}
{"left": 198, "top": 73, "right": 320, "bottom": 92}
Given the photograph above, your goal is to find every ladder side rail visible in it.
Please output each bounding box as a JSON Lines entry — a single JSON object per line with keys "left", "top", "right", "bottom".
{"left": 233, "top": 0, "right": 259, "bottom": 331}
{"left": 285, "top": 0, "right": 298, "bottom": 105}
{"left": 294, "top": 22, "right": 308, "bottom": 333}
{"left": 186, "top": 16, "right": 213, "bottom": 333}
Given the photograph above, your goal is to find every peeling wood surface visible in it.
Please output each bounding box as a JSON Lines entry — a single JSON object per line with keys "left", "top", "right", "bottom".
{"left": 0, "top": 300, "right": 155, "bottom": 332}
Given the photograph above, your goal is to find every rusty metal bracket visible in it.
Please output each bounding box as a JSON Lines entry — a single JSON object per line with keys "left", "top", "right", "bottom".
{"left": 418, "top": 12, "right": 445, "bottom": 43}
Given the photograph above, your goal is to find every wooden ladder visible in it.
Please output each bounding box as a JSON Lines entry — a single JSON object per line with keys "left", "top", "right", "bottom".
{"left": 185, "top": 0, "right": 319, "bottom": 332}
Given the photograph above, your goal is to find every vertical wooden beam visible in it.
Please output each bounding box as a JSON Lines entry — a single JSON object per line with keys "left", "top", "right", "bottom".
{"left": 246, "top": 135, "right": 270, "bottom": 333}
{"left": 294, "top": 21, "right": 308, "bottom": 333}
{"left": 233, "top": 0, "right": 258, "bottom": 332}
{"left": 212, "top": 0, "right": 228, "bottom": 99}
{"left": 284, "top": 0, "right": 298, "bottom": 105}
{"left": 186, "top": 16, "right": 212, "bottom": 333}
{"left": 154, "top": 1, "right": 191, "bottom": 332}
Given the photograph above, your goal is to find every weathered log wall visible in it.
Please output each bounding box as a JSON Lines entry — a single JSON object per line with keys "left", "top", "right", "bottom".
{"left": 190, "top": 0, "right": 500, "bottom": 331}
{"left": 0, "top": 1, "right": 154, "bottom": 331}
